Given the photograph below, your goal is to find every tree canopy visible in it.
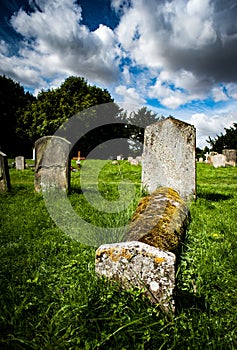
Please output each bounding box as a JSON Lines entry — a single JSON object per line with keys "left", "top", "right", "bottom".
{"left": 0, "top": 75, "right": 35, "bottom": 156}
{"left": 16, "top": 76, "right": 113, "bottom": 146}
{"left": 207, "top": 123, "right": 237, "bottom": 153}
{"left": 1, "top": 75, "right": 162, "bottom": 158}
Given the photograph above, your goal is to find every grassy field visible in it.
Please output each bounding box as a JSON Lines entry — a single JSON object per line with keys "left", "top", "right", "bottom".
{"left": 0, "top": 161, "right": 237, "bottom": 349}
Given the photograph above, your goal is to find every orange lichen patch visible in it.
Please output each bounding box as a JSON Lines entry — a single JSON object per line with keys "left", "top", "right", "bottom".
{"left": 96, "top": 247, "right": 133, "bottom": 262}
{"left": 154, "top": 257, "right": 166, "bottom": 264}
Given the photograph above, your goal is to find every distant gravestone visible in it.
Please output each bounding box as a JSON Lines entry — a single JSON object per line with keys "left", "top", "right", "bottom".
{"left": 34, "top": 136, "right": 71, "bottom": 193}
{"left": 15, "top": 156, "right": 25, "bottom": 170}
{"left": 130, "top": 158, "right": 139, "bottom": 166}
{"left": 142, "top": 117, "right": 196, "bottom": 202}
{"left": 204, "top": 152, "right": 209, "bottom": 163}
{"left": 222, "top": 149, "right": 236, "bottom": 166}
{"left": 199, "top": 157, "right": 203, "bottom": 163}
{"left": 212, "top": 154, "right": 226, "bottom": 168}
{"left": 208, "top": 151, "right": 218, "bottom": 164}
{"left": 117, "top": 154, "right": 124, "bottom": 160}
{"left": 136, "top": 156, "right": 142, "bottom": 164}
{"left": 0, "top": 151, "right": 11, "bottom": 191}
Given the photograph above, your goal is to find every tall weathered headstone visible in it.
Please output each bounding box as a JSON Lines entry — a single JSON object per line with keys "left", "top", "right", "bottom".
{"left": 34, "top": 136, "right": 71, "bottom": 193}
{"left": 222, "top": 149, "right": 236, "bottom": 166}
{"left": 142, "top": 117, "right": 196, "bottom": 202}
{"left": 0, "top": 151, "right": 11, "bottom": 191}
{"left": 15, "top": 156, "right": 25, "bottom": 170}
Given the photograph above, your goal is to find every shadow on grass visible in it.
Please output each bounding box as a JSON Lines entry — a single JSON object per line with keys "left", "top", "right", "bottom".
{"left": 175, "top": 289, "right": 208, "bottom": 313}
{"left": 197, "top": 192, "right": 233, "bottom": 202}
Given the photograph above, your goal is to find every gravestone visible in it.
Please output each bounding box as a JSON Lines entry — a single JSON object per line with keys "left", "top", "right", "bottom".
{"left": 212, "top": 154, "right": 226, "bottom": 168}
{"left": 208, "top": 151, "right": 218, "bottom": 164}
{"left": 199, "top": 157, "right": 203, "bottom": 163}
{"left": 142, "top": 117, "right": 196, "bottom": 202}
{"left": 0, "top": 151, "right": 11, "bottom": 191}
{"left": 96, "top": 241, "right": 176, "bottom": 312}
{"left": 34, "top": 136, "right": 71, "bottom": 193}
{"left": 136, "top": 156, "right": 142, "bottom": 164}
{"left": 130, "top": 158, "right": 139, "bottom": 166}
{"left": 222, "top": 149, "right": 236, "bottom": 166}
{"left": 204, "top": 152, "right": 209, "bottom": 163}
{"left": 95, "top": 187, "right": 189, "bottom": 311}
{"left": 15, "top": 156, "right": 25, "bottom": 170}
{"left": 117, "top": 154, "right": 124, "bottom": 160}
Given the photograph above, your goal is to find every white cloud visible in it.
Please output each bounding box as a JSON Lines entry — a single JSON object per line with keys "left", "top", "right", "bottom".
{"left": 1, "top": 0, "right": 237, "bottom": 133}
{"left": 0, "top": 0, "right": 120, "bottom": 92}
{"left": 189, "top": 112, "right": 237, "bottom": 148}
{"left": 212, "top": 86, "right": 229, "bottom": 102}
{"left": 115, "top": 85, "right": 146, "bottom": 106}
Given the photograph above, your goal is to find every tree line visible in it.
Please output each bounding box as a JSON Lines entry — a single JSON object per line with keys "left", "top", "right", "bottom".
{"left": 0, "top": 75, "right": 159, "bottom": 158}
{"left": 1, "top": 74, "right": 236, "bottom": 158}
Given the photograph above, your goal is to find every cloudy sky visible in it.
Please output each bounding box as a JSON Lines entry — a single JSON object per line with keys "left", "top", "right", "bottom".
{"left": 1, "top": 0, "right": 237, "bottom": 148}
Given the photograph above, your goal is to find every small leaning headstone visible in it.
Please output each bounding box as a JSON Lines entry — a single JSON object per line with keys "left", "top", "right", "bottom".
{"left": 0, "top": 151, "right": 11, "bottom": 191}
{"left": 34, "top": 136, "right": 71, "bottom": 193}
{"left": 15, "top": 156, "right": 25, "bottom": 170}
{"left": 142, "top": 117, "right": 196, "bottom": 202}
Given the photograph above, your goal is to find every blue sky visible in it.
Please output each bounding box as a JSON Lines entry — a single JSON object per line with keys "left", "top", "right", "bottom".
{"left": 1, "top": 0, "right": 237, "bottom": 148}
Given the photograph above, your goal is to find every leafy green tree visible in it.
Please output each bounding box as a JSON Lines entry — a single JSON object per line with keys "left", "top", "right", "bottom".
{"left": 17, "top": 76, "right": 113, "bottom": 146}
{"left": 118, "top": 107, "right": 163, "bottom": 156}
{"left": 0, "top": 75, "right": 35, "bottom": 156}
{"left": 207, "top": 123, "right": 237, "bottom": 153}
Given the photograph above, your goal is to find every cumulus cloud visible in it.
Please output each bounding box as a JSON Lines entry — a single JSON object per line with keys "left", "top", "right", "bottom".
{"left": 0, "top": 0, "right": 237, "bottom": 147}
{"left": 114, "top": 0, "right": 237, "bottom": 106}
{"left": 0, "top": 0, "right": 119, "bottom": 91}
{"left": 189, "top": 112, "right": 237, "bottom": 148}
{"left": 115, "top": 85, "right": 146, "bottom": 106}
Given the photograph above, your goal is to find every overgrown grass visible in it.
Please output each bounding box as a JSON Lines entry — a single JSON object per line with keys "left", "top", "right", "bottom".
{"left": 0, "top": 162, "right": 237, "bottom": 349}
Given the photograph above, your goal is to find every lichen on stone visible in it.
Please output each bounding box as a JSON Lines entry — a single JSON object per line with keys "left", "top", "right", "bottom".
{"left": 125, "top": 187, "right": 189, "bottom": 254}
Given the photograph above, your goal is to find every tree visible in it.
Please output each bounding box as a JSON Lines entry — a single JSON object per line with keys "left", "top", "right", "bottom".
{"left": 0, "top": 75, "right": 35, "bottom": 156}
{"left": 118, "top": 107, "right": 163, "bottom": 156}
{"left": 207, "top": 123, "right": 237, "bottom": 153}
{"left": 17, "top": 76, "right": 113, "bottom": 147}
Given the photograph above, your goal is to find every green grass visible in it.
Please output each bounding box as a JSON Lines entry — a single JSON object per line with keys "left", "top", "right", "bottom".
{"left": 0, "top": 162, "right": 237, "bottom": 349}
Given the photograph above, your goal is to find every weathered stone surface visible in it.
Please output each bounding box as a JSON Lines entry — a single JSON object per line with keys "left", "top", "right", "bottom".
{"left": 212, "top": 154, "right": 226, "bottom": 168}
{"left": 125, "top": 187, "right": 189, "bottom": 254}
{"left": 222, "top": 149, "right": 236, "bottom": 166}
{"left": 142, "top": 117, "right": 196, "bottom": 202}
{"left": 34, "top": 136, "right": 71, "bottom": 193}
{"left": 15, "top": 156, "right": 25, "bottom": 170}
{"left": 96, "top": 241, "right": 176, "bottom": 311}
{"left": 0, "top": 151, "right": 11, "bottom": 191}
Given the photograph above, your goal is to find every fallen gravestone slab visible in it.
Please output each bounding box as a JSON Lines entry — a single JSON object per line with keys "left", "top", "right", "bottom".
{"left": 125, "top": 187, "right": 189, "bottom": 254}
{"left": 95, "top": 187, "right": 189, "bottom": 311}
{"left": 96, "top": 241, "right": 176, "bottom": 312}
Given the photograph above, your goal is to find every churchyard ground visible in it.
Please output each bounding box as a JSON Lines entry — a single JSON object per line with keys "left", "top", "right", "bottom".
{"left": 0, "top": 161, "right": 236, "bottom": 349}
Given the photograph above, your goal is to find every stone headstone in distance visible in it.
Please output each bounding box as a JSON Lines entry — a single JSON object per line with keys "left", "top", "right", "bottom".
{"left": 34, "top": 136, "right": 71, "bottom": 193}
{"left": 15, "top": 156, "right": 25, "bottom": 170}
{"left": 0, "top": 151, "right": 11, "bottom": 191}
